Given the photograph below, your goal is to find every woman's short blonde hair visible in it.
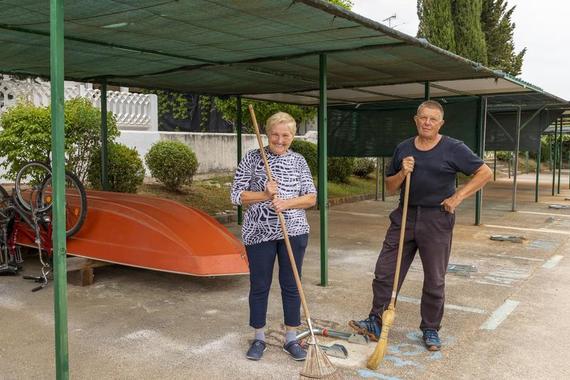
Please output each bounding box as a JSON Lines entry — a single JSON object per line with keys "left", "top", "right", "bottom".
{"left": 265, "top": 112, "right": 297, "bottom": 136}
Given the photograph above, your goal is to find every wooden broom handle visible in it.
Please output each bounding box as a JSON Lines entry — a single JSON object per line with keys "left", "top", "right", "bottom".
{"left": 248, "top": 105, "right": 312, "bottom": 322}
{"left": 389, "top": 172, "right": 411, "bottom": 308}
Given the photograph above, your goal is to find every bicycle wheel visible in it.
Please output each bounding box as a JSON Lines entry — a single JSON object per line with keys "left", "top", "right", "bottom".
{"left": 15, "top": 162, "right": 52, "bottom": 213}
{"left": 39, "top": 171, "right": 88, "bottom": 238}
{"left": 0, "top": 184, "right": 9, "bottom": 208}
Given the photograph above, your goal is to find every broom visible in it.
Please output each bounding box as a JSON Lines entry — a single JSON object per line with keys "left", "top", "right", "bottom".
{"left": 367, "top": 172, "right": 411, "bottom": 370}
{"left": 248, "top": 105, "right": 337, "bottom": 379}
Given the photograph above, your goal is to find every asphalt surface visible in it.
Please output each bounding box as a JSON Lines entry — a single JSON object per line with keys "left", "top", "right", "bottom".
{"left": 1, "top": 173, "right": 569, "bottom": 379}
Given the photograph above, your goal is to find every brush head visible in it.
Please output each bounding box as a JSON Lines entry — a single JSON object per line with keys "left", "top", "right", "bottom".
{"left": 300, "top": 341, "right": 340, "bottom": 379}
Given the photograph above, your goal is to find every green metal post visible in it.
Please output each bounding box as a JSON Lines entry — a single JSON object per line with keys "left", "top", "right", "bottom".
{"left": 318, "top": 54, "right": 328, "bottom": 286}
{"left": 381, "top": 157, "right": 385, "bottom": 202}
{"left": 557, "top": 117, "right": 562, "bottom": 194}
{"left": 50, "top": 0, "right": 69, "bottom": 378}
{"left": 375, "top": 157, "right": 379, "bottom": 201}
{"left": 100, "top": 80, "right": 109, "bottom": 190}
{"left": 475, "top": 97, "right": 486, "bottom": 224}
{"left": 525, "top": 151, "right": 529, "bottom": 174}
{"left": 552, "top": 119, "right": 557, "bottom": 196}
{"left": 535, "top": 135, "right": 541, "bottom": 202}
{"left": 493, "top": 150, "right": 497, "bottom": 181}
{"left": 548, "top": 134, "right": 552, "bottom": 172}
{"left": 512, "top": 107, "right": 521, "bottom": 212}
{"left": 568, "top": 151, "right": 570, "bottom": 189}
{"left": 236, "top": 96, "right": 243, "bottom": 225}
{"left": 424, "top": 81, "right": 430, "bottom": 100}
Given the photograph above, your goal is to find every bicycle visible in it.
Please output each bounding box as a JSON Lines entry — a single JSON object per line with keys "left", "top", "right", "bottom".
{"left": 0, "top": 162, "right": 88, "bottom": 291}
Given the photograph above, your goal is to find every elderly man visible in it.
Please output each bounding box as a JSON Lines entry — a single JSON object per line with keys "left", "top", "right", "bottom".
{"left": 349, "top": 100, "right": 492, "bottom": 351}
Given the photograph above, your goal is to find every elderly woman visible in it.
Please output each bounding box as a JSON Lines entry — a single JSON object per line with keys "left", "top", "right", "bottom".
{"left": 231, "top": 111, "right": 317, "bottom": 361}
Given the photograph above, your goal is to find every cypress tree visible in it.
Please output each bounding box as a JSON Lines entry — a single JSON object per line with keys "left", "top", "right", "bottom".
{"left": 451, "top": 0, "right": 488, "bottom": 64}
{"left": 417, "top": 0, "right": 456, "bottom": 52}
{"left": 481, "top": 0, "right": 526, "bottom": 75}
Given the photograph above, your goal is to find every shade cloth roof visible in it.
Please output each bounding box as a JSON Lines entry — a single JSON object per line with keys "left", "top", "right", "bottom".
{"left": 1, "top": 0, "right": 566, "bottom": 107}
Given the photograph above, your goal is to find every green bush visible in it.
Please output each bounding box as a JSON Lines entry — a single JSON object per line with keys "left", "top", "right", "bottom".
{"left": 88, "top": 143, "right": 145, "bottom": 193}
{"left": 0, "top": 98, "right": 118, "bottom": 182}
{"left": 328, "top": 157, "right": 355, "bottom": 183}
{"left": 145, "top": 140, "right": 199, "bottom": 191}
{"left": 290, "top": 139, "right": 317, "bottom": 175}
{"left": 353, "top": 158, "right": 376, "bottom": 178}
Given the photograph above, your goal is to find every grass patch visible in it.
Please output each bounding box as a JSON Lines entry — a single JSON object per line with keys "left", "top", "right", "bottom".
{"left": 138, "top": 174, "right": 378, "bottom": 216}
{"left": 327, "top": 175, "right": 377, "bottom": 198}
{"left": 138, "top": 176, "right": 234, "bottom": 215}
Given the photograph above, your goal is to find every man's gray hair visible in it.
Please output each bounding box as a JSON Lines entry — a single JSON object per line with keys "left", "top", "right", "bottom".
{"left": 417, "top": 100, "right": 444, "bottom": 119}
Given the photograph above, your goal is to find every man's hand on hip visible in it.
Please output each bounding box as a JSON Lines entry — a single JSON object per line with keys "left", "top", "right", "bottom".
{"left": 440, "top": 193, "right": 463, "bottom": 214}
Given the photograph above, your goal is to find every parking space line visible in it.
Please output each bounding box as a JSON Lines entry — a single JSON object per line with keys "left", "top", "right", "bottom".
{"left": 542, "top": 255, "right": 563, "bottom": 269}
{"left": 484, "top": 224, "right": 570, "bottom": 235}
{"left": 517, "top": 211, "right": 570, "bottom": 218}
{"left": 330, "top": 210, "right": 382, "bottom": 218}
{"left": 491, "top": 254, "right": 543, "bottom": 262}
{"left": 480, "top": 300, "right": 519, "bottom": 330}
{"left": 398, "top": 295, "right": 486, "bottom": 314}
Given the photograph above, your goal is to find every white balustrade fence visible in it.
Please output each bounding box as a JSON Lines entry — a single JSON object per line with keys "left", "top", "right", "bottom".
{"left": 0, "top": 77, "right": 157, "bottom": 131}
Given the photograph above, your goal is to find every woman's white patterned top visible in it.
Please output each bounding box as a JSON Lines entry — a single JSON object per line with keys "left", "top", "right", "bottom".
{"left": 231, "top": 147, "right": 317, "bottom": 246}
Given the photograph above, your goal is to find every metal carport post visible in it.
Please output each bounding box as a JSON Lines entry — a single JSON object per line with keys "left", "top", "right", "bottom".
{"left": 475, "top": 96, "right": 487, "bottom": 225}
{"left": 511, "top": 106, "right": 522, "bottom": 211}
{"left": 100, "top": 79, "right": 109, "bottom": 190}
{"left": 50, "top": 0, "right": 70, "bottom": 378}
{"left": 318, "top": 53, "right": 328, "bottom": 286}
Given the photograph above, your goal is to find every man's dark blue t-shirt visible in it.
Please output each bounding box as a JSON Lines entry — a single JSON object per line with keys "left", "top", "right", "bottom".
{"left": 387, "top": 136, "right": 484, "bottom": 207}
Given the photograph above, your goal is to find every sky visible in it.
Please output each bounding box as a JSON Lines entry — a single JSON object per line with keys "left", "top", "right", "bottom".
{"left": 351, "top": 0, "right": 570, "bottom": 100}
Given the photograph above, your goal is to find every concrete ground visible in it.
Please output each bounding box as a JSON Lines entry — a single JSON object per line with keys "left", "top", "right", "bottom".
{"left": 1, "top": 173, "right": 570, "bottom": 379}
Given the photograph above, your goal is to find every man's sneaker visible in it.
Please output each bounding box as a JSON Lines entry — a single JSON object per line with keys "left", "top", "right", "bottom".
{"left": 422, "top": 329, "right": 441, "bottom": 351}
{"left": 283, "top": 340, "right": 307, "bottom": 361}
{"left": 246, "top": 339, "right": 267, "bottom": 360}
{"left": 348, "top": 315, "right": 382, "bottom": 342}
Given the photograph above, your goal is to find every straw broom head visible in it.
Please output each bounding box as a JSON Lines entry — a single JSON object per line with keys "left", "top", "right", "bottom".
{"left": 366, "top": 306, "right": 395, "bottom": 370}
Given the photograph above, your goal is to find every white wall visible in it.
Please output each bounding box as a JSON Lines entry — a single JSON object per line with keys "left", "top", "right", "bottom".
{"left": 118, "top": 131, "right": 315, "bottom": 175}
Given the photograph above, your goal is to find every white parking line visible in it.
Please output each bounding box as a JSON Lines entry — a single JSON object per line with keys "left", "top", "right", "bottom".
{"left": 330, "top": 210, "right": 382, "bottom": 218}
{"left": 517, "top": 211, "right": 570, "bottom": 218}
{"left": 542, "top": 255, "right": 563, "bottom": 269}
{"left": 491, "top": 254, "right": 543, "bottom": 262}
{"left": 398, "top": 295, "right": 486, "bottom": 314}
{"left": 480, "top": 300, "right": 519, "bottom": 330}
{"left": 484, "top": 224, "right": 570, "bottom": 235}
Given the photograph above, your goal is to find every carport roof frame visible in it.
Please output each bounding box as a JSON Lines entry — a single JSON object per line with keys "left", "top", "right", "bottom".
{"left": 0, "top": 0, "right": 566, "bottom": 106}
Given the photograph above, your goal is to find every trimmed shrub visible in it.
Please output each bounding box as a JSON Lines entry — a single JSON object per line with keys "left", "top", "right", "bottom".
{"left": 353, "top": 158, "right": 376, "bottom": 178}
{"left": 145, "top": 140, "right": 198, "bottom": 191}
{"left": 290, "top": 139, "right": 317, "bottom": 175}
{"left": 88, "top": 143, "right": 144, "bottom": 193}
{"left": 328, "top": 157, "right": 355, "bottom": 183}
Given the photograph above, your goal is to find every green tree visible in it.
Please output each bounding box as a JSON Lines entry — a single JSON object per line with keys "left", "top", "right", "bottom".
{"left": 0, "top": 98, "right": 118, "bottom": 182}
{"left": 481, "top": 0, "right": 526, "bottom": 75}
{"left": 328, "top": 0, "right": 353, "bottom": 9}
{"left": 417, "top": 0, "right": 456, "bottom": 51}
{"left": 451, "top": 0, "right": 488, "bottom": 64}
{"left": 213, "top": 98, "right": 316, "bottom": 134}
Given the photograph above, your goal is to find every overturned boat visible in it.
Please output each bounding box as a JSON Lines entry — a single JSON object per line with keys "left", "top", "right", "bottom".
{"left": 64, "top": 190, "right": 248, "bottom": 276}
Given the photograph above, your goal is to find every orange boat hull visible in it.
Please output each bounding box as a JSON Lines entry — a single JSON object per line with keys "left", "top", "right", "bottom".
{"left": 61, "top": 190, "right": 248, "bottom": 277}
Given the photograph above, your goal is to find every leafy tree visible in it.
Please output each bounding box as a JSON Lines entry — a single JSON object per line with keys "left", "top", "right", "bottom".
{"left": 0, "top": 98, "right": 118, "bottom": 182}
{"left": 417, "top": 0, "right": 456, "bottom": 51}
{"left": 213, "top": 97, "right": 316, "bottom": 134}
{"left": 328, "top": 0, "right": 353, "bottom": 9}
{"left": 451, "top": 0, "right": 488, "bottom": 65}
{"left": 481, "top": 0, "right": 526, "bottom": 75}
